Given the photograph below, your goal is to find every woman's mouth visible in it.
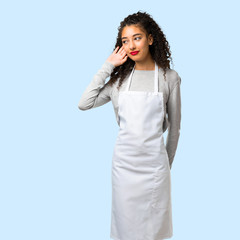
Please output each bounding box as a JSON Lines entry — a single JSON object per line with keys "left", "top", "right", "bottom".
{"left": 130, "top": 51, "right": 139, "bottom": 55}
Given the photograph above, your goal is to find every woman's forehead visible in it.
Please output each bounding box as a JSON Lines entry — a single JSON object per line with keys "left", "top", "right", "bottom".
{"left": 121, "top": 25, "right": 145, "bottom": 38}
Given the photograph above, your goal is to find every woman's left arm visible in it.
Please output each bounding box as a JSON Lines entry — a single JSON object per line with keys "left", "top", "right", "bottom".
{"left": 166, "top": 75, "right": 182, "bottom": 169}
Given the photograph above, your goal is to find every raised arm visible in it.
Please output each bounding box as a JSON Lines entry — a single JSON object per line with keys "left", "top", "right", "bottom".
{"left": 78, "top": 60, "right": 115, "bottom": 110}
{"left": 78, "top": 46, "right": 128, "bottom": 110}
{"left": 166, "top": 75, "right": 182, "bottom": 169}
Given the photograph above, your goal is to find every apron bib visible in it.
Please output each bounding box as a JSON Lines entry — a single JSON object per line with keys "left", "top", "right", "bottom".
{"left": 111, "top": 62, "right": 173, "bottom": 240}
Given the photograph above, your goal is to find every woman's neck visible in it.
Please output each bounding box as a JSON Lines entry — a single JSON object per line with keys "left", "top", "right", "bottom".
{"left": 134, "top": 55, "right": 155, "bottom": 70}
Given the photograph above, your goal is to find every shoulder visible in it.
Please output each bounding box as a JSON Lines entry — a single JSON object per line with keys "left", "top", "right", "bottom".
{"left": 160, "top": 68, "right": 181, "bottom": 93}
{"left": 165, "top": 68, "right": 181, "bottom": 85}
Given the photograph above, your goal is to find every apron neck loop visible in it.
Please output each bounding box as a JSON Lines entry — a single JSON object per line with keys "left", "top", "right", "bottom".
{"left": 154, "top": 62, "right": 159, "bottom": 94}
{"left": 125, "top": 61, "right": 159, "bottom": 93}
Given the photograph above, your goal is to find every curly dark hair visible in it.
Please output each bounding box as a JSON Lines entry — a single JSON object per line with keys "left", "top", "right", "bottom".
{"left": 107, "top": 11, "right": 174, "bottom": 91}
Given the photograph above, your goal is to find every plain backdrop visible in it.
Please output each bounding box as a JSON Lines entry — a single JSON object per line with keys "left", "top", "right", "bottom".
{"left": 1, "top": 0, "right": 240, "bottom": 239}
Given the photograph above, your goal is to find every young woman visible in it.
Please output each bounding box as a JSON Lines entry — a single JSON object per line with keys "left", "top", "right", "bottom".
{"left": 78, "top": 11, "right": 181, "bottom": 240}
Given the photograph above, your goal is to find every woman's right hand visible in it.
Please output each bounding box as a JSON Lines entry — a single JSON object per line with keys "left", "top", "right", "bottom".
{"left": 106, "top": 46, "right": 128, "bottom": 67}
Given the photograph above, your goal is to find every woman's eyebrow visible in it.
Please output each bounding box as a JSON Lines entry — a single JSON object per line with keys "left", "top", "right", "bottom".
{"left": 121, "top": 33, "right": 142, "bottom": 40}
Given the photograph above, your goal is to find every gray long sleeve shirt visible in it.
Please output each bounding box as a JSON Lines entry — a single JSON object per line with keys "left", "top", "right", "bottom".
{"left": 78, "top": 60, "right": 181, "bottom": 168}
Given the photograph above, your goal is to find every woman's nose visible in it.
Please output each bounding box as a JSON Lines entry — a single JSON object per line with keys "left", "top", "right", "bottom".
{"left": 129, "top": 40, "right": 135, "bottom": 50}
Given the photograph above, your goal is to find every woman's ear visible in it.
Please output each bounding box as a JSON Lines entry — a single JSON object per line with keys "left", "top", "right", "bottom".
{"left": 148, "top": 34, "right": 153, "bottom": 45}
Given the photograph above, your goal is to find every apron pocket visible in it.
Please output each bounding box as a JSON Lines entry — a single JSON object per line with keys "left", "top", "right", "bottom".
{"left": 151, "top": 170, "right": 171, "bottom": 209}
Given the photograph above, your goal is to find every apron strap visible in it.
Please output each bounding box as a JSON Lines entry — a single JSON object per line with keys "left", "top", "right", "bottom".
{"left": 125, "top": 64, "right": 135, "bottom": 92}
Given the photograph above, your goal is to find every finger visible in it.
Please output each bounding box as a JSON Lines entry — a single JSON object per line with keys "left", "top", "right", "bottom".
{"left": 122, "top": 55, "right": 128, "bottom": 62}
{"left": 121, "top": 54, "right": 127, "bottom": 60}
{"left": 119, "top": 46, "right": 125, "bottom": 53}
{"left": 114, "top": 46, "right": 119, "bottom": 53}
{"left": 122, "top": 49, "right": 127, "bottom": 54}
{"left": 118, "top": 48, "right": 125, "bottom": 55}
{"left": 120, "top": 50, "right": 127, "bottom": 56}
{"left": 116, "top": 46, "right": 122, "bottom": 54}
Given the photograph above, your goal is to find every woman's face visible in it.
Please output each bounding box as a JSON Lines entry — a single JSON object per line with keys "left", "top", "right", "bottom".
{"left": 121, "top": 25, "right": 153, "bottom": 62}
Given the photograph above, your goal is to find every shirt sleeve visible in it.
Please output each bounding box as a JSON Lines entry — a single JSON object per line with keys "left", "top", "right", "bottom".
{"left": 166, "top": 75, "right": 182, "bottom": 169}
{"left": 78, "top": 60, "right": 115, "bottom": 110}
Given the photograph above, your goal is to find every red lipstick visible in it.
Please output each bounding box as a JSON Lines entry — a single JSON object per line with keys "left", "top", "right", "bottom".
{"left": 130, "top": 51, "right": 139, "bottom": 55}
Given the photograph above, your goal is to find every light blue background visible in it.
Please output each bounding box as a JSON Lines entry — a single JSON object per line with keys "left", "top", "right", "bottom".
{"left": 1, "top": 0, "right": 239, "bottom": 239}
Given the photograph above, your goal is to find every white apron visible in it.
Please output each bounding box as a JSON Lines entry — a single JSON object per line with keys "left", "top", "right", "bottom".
{"left": 110, "top": 61, "right": 173, "bottom": 240}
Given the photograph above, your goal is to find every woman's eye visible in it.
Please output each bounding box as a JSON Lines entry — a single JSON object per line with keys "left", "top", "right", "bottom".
{"left": 122, "top": 37, "right": 141, "bottom": 44}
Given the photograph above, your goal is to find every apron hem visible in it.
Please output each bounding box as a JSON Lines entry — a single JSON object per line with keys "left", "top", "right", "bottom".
{"left": 110, "top": 233, "right": 173, "bottom": 240}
